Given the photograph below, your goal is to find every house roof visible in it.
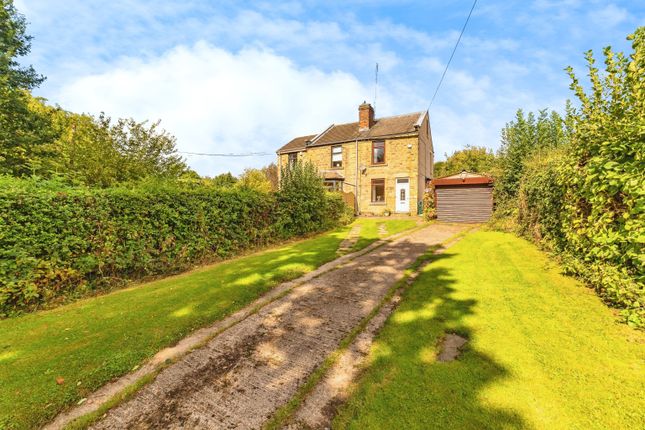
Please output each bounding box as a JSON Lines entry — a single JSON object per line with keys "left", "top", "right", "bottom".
{"left": 277, "top": 111, "right": 426, "bottom": 154}
{"left": 278, "top": 134, "right": 317, "bottom": 154}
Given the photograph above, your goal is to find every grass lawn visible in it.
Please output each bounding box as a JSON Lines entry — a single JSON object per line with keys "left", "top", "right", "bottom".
{"left": 334, "top": 230, "right": 645, "bottom": 430}
{"left": 0, "top": 219, "right": 419, "bottom": 429}
{"left": 351, "top": 218, "right": 419, "bottom": 251}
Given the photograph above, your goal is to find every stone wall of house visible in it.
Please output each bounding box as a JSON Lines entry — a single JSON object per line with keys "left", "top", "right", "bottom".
{"left": 355, "top": 136, "right": 419, "bottom": 214}
{"left": 276, "top": 133, "right": 424, "bottom": 214}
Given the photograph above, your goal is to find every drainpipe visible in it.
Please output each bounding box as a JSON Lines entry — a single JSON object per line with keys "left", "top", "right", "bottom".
{"left": 355, "top": 138, "right": 360, "bottom": 215}
{"left": 277, "top": 152, "right": 282, "bottom": 188}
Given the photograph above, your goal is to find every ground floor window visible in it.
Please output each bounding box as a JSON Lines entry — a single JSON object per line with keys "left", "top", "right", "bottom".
{"left": 324, "top": 179, "right": 343, "bottom": 192}
{"left": 371, "top": 178, "right": 385, "bottom": 202}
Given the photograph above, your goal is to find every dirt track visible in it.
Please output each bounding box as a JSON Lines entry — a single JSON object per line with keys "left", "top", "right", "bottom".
{"left": 91, "top": 223, "right": 464, "bottom": 430}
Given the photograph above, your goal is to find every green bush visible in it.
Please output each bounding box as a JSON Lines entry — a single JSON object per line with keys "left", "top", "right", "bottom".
{"left": 276, "top": 161, "right": 328, "bottom": 237}
{"left": 559, "top": 29, "right": 645, "bottom": 327}
{"left": 423, "top": 189, "right": 436, "bottom": 221}
{"left": 517, "top": 148, "right": 566, "bottom": 251}
{"left": 0, "top": 174, "right": 348, "bottom": 316}
{"left": 498, "top": 28, "right": 645, "bottom": 328}
{"left": 324, "top": 191, "right": 355, "bottom": 228}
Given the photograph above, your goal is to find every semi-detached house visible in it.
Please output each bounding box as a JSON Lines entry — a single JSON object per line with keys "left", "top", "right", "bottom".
{"left": 276, "top": 102, "right": 434, "bottom": 215}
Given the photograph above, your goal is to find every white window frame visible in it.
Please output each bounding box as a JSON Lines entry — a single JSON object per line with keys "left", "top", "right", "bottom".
{"left": 331, "top": 145, "right": 343, "bottom": 168}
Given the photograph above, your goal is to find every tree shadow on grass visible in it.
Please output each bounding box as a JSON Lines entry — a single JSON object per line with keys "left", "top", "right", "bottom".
{"left": 336, "top": 253, "right": 531, "bottom": 430}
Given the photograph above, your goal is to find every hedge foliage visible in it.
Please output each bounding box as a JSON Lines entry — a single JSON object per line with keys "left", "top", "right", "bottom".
{"left": 0, "top": 174, "right": 351, "bottom": 316}
{"left": 515, "top": 28, "right": 644, "bottom": 327}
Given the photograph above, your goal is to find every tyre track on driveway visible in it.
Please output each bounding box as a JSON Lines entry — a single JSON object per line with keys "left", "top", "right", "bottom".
{"left": 91, "top": 223, "right": 466, "bottom": 430}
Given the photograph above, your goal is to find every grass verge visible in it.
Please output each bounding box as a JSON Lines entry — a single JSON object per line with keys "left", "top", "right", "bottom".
{"left": 334, "top": 230, "right": 645, "bottom": 430}
{"left": 351, "top": 218, "right": 419, "bottom": 252}
{"left": 0, "top": 219, "right": 418, "bottom": 429}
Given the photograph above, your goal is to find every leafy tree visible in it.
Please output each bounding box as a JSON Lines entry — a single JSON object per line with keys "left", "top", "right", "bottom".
{"left": 208, "top": 172, "right": 237, "bottom": 187}
{"left": 434, "top": 145, "right": 496, "bottom": 178}
{"left": 261, "top": 162, "right": 279, "bottom": 191}
{"left": 433, "top": 161, "right": 445, "bottom": 177}
{"left": 101, "top": 115, "right": 188, "bottom": 182}
{"left": 0, "top": 0, "right": 42, "bottom": 90}
{"left": 495, "top": 108, "right": 569, "bottom": 208}
{"left": 26, "top": 99, "right": 118, "bottom": 185}
{"left": 237, "top": 167, "right": 272, "bottom": 193}
{"left": 0, "top": 0, "right": 53, "bottom": 176}
{"left": 21, "top": 98, "right": 188, "bottom": 186}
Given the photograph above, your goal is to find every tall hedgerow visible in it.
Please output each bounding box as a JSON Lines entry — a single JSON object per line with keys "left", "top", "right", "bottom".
{"left": 0, "top": 174, "right": 350, "bottom": 316}
{"left": 516, "top": 148, "right": 567, "bottom": 251}
{"left": 513, "top": 27, "right": 644, "bottom": 327}
{"left": 558, "top": 27, "right": 645, "bottom": 326}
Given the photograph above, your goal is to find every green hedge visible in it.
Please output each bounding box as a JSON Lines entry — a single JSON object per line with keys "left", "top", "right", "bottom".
{"left": 517, "top": 149, "right": 566, "bottom": 250}
{"left": 517, "top": 148, "right": 644, "bottom": 328}
{"left": 0, "top": 178, "right": 349, "bottom": 316}
{"left": 509, "top": 29, "right": 644, "bottom": 328}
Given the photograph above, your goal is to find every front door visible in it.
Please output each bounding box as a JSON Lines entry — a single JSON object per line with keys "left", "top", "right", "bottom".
{"left": 395, "top": 178, "right": 410, "bottom": 213}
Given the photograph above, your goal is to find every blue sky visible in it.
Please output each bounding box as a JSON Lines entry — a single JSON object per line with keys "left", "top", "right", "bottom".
{"left": 15, "top": 0, "right": 645, "bottom": 176}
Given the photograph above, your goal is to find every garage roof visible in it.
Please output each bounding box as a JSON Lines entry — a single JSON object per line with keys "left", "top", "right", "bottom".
{"left": 433, "top": 171, "right": 493, "bottom": 186}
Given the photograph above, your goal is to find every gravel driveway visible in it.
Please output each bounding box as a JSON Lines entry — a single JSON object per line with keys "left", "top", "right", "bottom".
{"left": 91, "top": 223, "right": 465, "bottom": 429}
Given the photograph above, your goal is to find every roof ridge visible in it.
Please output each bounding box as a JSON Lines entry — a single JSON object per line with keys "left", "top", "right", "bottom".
{"left": 328, "top": 110, "right": 424, "bottom": 128}
{"left": 309, "top": 124, "right": 335, "bottom": 145}
{"left": 376, "top": 111, "right": 425, "bottom": 121}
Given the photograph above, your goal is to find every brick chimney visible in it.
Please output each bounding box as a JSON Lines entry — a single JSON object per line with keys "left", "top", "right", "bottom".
{"left": 358, "top": 101, "right": 374, "bottom": 131}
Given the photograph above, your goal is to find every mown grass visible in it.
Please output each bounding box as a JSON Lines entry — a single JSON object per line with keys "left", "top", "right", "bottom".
{"left": 351, "top": 218, "right": 418, "bottom": 251}
{"left": 334, "top": 230, "right": 645, "bottom": 430}
{"left": 0, "top": 219, "right": 419, "bottom": 429}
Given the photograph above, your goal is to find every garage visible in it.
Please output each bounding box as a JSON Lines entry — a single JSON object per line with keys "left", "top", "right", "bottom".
{"left": 433, "top": 171, "right": 494, "bottom": 222}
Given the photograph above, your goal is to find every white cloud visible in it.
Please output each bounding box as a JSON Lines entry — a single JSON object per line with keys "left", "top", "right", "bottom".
{"left": 589, "top": 4, "right": 629, "bottom": 28}
{"left": 26, "top": 0, "right": 609, "bottom": 175}
{"left": 56, "top": 42, "right": 379, "bottom": 176}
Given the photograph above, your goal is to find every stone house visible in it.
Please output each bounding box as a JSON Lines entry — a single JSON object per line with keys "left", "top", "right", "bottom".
{"left": 276, "top": 102, "right": 434, "bottom": 215}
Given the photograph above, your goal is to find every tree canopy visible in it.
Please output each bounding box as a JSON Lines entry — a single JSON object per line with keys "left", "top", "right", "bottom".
{"left": 0, "top": 0, "right": 52, "bottom": 177}
{"left": 434, "top": 145, "right": 496, "bottom": 178}
{"left": 494, "top": 108, "right": 570, "bottom": 207}
{"left": 0, "top": 1, "right": 188, "bottom": 186}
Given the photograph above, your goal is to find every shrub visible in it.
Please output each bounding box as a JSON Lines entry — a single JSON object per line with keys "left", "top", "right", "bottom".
{"left": 323, "top": 191, "right": 355, "bottom": 228}
{"left": 423, "top": 189, "right": 436, "bottom": 221}
{"left": 276, "top": 161, "right": 328, "bottom": 237}
{"left": 0, "top": 174, "right": 347, "bottom": 316}
{"left": 559, "top": 28, "right": 644, "bottom": 327}
{"left": 516, "top": 148, "right": 566, "bottom": 251}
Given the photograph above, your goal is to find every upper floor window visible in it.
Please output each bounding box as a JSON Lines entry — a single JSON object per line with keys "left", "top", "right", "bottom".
{"left": 331, "top": 145, "right": 342, "bottom": 168}
{"left": 372, "top": 141, "right": 385, "bottom": 164}
{"left": 288, "top": 152, "right": 298, "bottom": 166}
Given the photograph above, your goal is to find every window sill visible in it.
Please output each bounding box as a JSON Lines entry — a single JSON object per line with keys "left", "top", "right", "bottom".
{"left": 328, "top": 166, "right": 343, "bottom": 170}
{"left": 369, "top": 202, "right": 387, "bottom": 205}
{"left": 370, "top": 163, "right": 387, "bottom": 167}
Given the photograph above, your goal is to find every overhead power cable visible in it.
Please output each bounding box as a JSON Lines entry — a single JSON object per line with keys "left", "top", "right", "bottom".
{"left": 428, "top": 0, "right": 478, "bottom": 110}
{"left": 178, "top": 151, "right": 274, "bottom": 157}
